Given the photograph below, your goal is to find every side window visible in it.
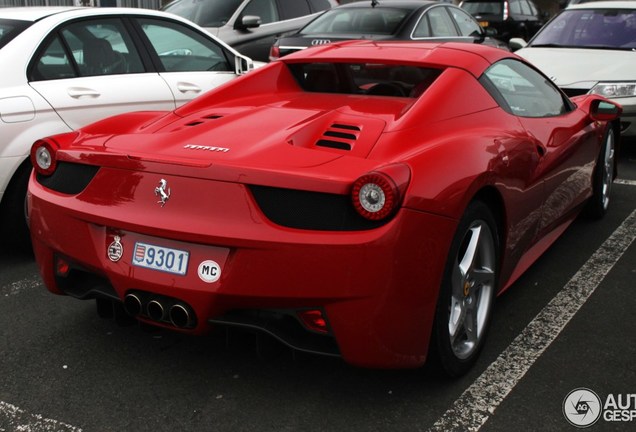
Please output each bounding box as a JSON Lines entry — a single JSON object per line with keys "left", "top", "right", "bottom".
{"left": 30, "top": 35, "right": 77, "bottom": 81}
{"left": 509, "top": 0, "right": 522, "bottom": 16}
{"left": 138, "top": 18, "right": 231, "bottom": 72}
{"left": 308, "top": 0, "right": 331, "bottom": 12}
{"left": 242, "top": 0, "right": 279, "bottom": 24}
{"left": 60, "top": 19, "right": 144, "bottom": 77}
{"left": 519, "top": 1, "right": 532, "bottom": 16}
{"left": 427, "top": 7, "right": 459, "bottom": 37}
{"left": 277, "top": 0, "right": 311, "bottom": 21}
{"left": 412, "top": 12, "right": 431, "bottom": 38}
{"left": 482, "top": 59, "right": 570, "bottom": 118}
{"left": 449, "top": 7, "right": 482, "bottom": 37}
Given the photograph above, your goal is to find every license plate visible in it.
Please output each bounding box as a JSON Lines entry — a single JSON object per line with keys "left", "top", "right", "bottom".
{"left": 132, "top": 242, "right": 189, "bottom": 275}
{"left": 479, "top": 21, "right": 489, "bottom": 27}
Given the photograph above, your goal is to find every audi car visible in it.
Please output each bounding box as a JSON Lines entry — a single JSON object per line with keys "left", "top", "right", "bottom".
{"left": 270, "top": 0, "right": 508, "bottom": 60}
{"left": 29, "top": 41, "right": 620, "bottom": 375}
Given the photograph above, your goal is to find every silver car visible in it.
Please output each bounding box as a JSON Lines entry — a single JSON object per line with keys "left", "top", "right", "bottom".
{"left": 163, "top": 0, "right": 338, "bottom": 61}
{"left": 513, "top": 1, "right": 636, "bottom": 138}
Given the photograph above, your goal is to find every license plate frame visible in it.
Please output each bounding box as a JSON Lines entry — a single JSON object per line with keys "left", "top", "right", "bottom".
{"left": 132, "top": 242, "right": 189, "bottom": 276}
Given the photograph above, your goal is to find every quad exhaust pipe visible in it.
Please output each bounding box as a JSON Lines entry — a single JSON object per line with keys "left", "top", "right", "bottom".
{"left": 123, "top": 293, "right": 142, "bottom": 316}
{"left": 169, "top": 304, "right": 191, "bottom": 329}
{"left": 123, "top": 292, "right": 195, "bottom": 329}
{"left": 147, "top": 300, "right": 165, "bottom": 321}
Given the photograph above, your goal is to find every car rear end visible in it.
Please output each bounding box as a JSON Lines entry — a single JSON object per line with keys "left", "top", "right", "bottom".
{"left": 460, "top": 0, "right": 506, "bottom": 36}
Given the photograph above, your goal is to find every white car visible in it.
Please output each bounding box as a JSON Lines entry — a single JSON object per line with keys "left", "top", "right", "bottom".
{"left": 512, "top": 1, "right": 636, "bottom": 138}
{"left": 0, "top": 7, "right": 254, "bottom": 249}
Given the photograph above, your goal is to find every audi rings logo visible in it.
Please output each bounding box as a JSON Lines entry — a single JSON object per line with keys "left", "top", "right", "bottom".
{"left": 311, "top": 39, "right": 331, "bottom": 46}
{"left": 563, "top": 388, "right": 602, "bottom": 428}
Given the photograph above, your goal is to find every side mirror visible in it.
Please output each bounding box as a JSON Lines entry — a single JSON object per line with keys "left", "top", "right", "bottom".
{"left": 590, "top": 100, "right": 622, "bottom": 122}
{"left": 236, "top": 15, "right": 261, "bottom": 30}
{"left": 508, "top": 37, "right": 527, "bottom": 51}
{"left": 484, "top": 27, "right": 498, "bottom": 37}
{"left": 234, "top": 54, "right": 254, "bottom": 75}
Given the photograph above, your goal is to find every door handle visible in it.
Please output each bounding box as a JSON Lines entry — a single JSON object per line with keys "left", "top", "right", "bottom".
{"left": 176, "top": 82, "right": 202, "bottom": 94}
{"left": 67, "top": 87, "right": 101, "bottom": 98}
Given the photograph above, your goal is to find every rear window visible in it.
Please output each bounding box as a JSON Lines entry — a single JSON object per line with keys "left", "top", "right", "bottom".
{"left": 300, "top": 7, "right": 411, "bottom": 35}
{"left": 0, "top": 18, "right": 32, "bottom": 49}
{"left": 288, "top": 62, "right": 442, "bottom": 98}
{"left": 460, "top": 1, "right": 504, "bottom": 17}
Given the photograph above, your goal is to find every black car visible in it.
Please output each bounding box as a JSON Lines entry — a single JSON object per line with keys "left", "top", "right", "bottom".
{"left": 459, "top": 0, "right": 546, "bottom": 41}
{"left": 269, "top": 0, "right": 508, "bottom": 61}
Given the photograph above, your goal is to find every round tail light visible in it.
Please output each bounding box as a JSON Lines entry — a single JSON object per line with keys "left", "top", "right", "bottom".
{"left": 351, "top": 164, "right": 410, "bottom": 221}
{"left": 31, "top": 139, "right": 58, "bottom": 176}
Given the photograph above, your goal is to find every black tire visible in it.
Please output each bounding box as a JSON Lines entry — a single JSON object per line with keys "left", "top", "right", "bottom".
{"left": 431, "top": 200, "right": 499, "bottom": 377}
{"left": 584, "top": 126, "right": 615, "bottom": 220}
{"left": 0, "top": 161, "right": 32, "bottom": 253}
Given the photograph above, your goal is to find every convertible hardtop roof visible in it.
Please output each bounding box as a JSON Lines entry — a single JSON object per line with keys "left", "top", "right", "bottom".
{"left": 280, "top": 40, "right": 513, "bottom": 78}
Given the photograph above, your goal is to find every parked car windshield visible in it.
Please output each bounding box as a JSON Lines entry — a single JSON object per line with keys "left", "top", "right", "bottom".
{"left": 0, "top": 18, "right": 32, "bottom": 49}
{"left": 162, "top": 0, "right": 243, "bottom": 27}
{"left": 300, "top": 7, "right": 411, "bottom": 35}
{"left": 530, "top": 8, "right": 636, "bottom": 49}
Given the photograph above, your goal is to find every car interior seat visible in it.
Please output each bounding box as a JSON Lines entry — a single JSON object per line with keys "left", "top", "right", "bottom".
{"left": 83, "top": 38, "right": 126, "bottom": 76}
{"left": 305, "top": 68, "right": 340, "bottom": 93}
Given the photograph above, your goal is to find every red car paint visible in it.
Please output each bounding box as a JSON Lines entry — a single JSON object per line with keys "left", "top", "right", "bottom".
{"left": 28, "top": 42, "right": 620, "bottom": 369}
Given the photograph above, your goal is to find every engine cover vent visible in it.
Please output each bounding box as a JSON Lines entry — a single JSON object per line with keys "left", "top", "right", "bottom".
{"left": 316, "top": 123, "right": 361, "bottom": 151}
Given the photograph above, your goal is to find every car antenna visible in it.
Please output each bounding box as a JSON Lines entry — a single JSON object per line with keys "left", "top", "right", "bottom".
{"left": 371, "top": 0, "right": 379, "bottom": 7}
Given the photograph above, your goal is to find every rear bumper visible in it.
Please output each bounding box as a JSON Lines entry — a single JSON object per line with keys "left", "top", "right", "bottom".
{"left": 29, "top": 172, "right": 457, "bottom": 368}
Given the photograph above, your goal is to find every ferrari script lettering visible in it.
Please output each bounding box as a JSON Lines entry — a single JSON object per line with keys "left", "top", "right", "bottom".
{"left": 184, "top": 144, "right": 229, "bottom": 152}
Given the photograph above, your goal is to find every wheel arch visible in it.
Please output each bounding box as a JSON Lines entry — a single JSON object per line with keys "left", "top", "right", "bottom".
{"left": 0, "top": 156, "right": 32, "bottom": 207}
{"left": 470, "top": 185, "right": 507, "bottom": 289}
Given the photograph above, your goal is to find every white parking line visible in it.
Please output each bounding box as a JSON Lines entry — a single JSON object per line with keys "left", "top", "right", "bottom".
{"left": 0, "top": 401, "right": 82, "bottom": 432}
{"left": 1, "top": 275, "right": 42, "bottom": 297}
{"left": 2, "top": 276, "right": 81, "bottom": 431}
{"left": 428, "top": 208, "right": 636, "bottom": 432}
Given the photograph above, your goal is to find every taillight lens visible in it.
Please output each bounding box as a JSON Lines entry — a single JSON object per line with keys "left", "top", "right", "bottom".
{"left": 269, "top": 45, "right": 280, "bottom": 61}
{"left": 351, "top": 164, "right": 410, "bottom": 221}
{"left": 298, "top": 309, "right": 329, "bottom": 334}
{"left": 31, "top": 138, "right": 58, "bottom": 176}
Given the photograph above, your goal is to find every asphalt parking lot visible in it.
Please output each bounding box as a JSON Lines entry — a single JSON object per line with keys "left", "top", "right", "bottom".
{"left": 1, "top": 145, "right": 635, "bottom": 432}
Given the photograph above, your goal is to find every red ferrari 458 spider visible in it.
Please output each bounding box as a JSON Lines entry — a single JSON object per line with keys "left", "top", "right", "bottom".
{"left": 28, "top": 41, "right": 621, "bottom": 375}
